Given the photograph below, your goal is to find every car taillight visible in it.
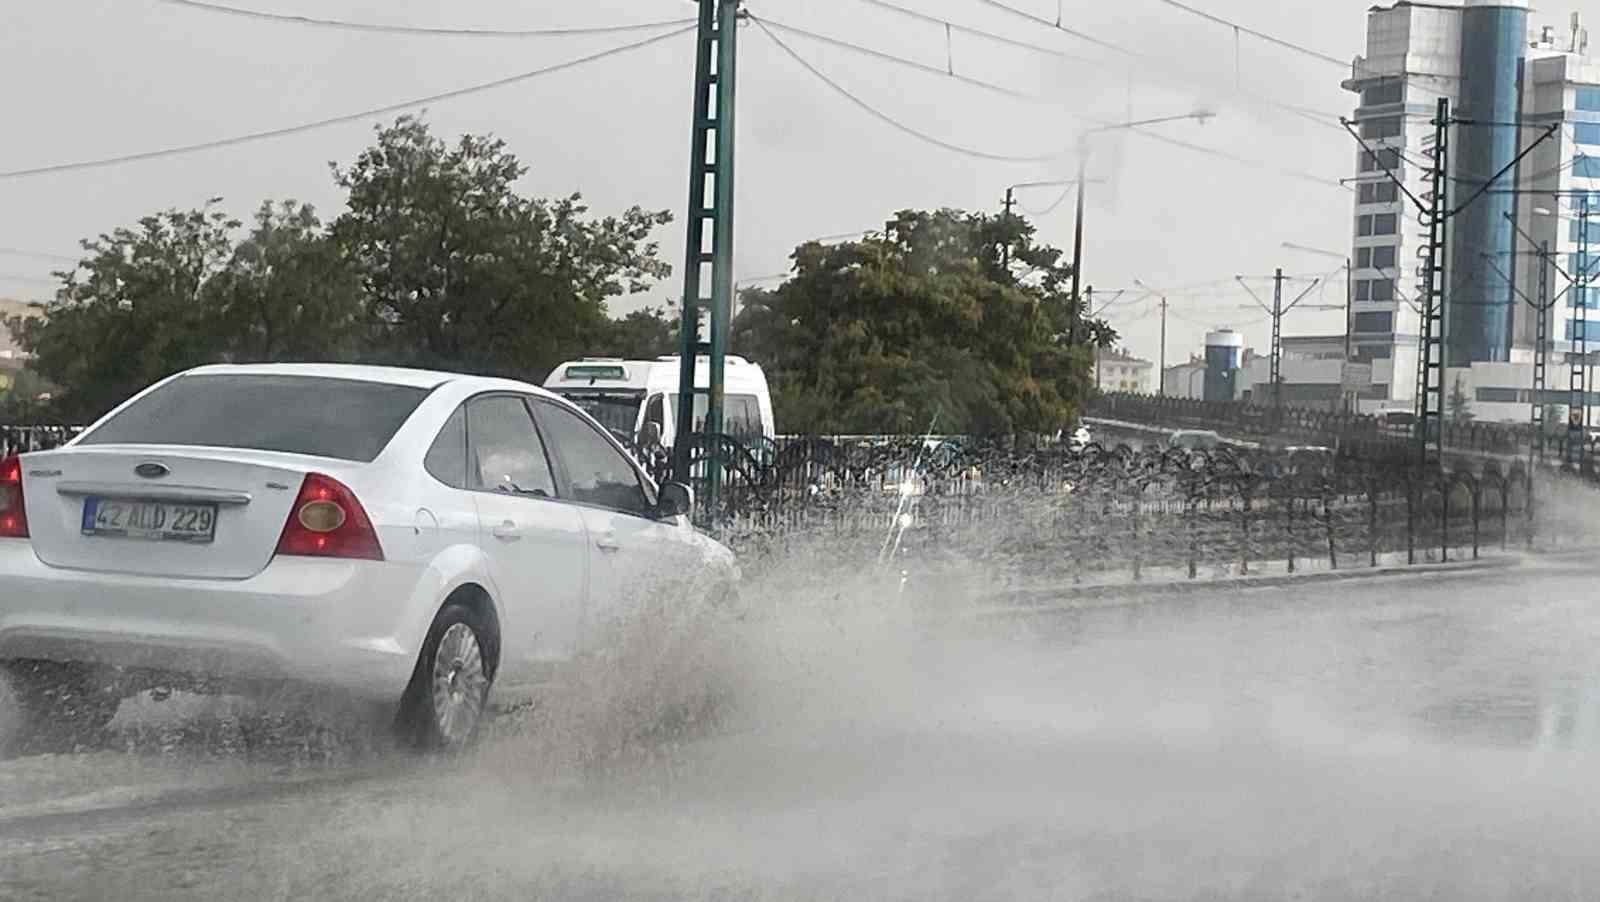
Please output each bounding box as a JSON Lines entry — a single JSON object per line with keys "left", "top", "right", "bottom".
{"left": 274, "top": 472, "right": 383, "bottom": 561}
{"left": 0, "top": 455, "right": 27, "bottom": 539}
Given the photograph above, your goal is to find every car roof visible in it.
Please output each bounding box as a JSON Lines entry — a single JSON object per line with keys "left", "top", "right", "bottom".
{"left": 179, "top": 363, "right": 559, "bottom": 399}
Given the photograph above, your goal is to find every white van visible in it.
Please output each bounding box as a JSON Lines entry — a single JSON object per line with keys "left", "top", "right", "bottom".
{"left": 543, "top": 356, "right": 776, "bottom": 447}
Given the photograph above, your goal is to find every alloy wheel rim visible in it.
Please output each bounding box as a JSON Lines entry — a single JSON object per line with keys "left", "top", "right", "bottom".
{"left": 430, "top": 623, "right": 488, "bottom": 746}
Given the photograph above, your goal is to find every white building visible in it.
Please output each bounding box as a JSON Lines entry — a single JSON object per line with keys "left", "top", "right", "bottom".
{"left": 1162, "top": 357, "right": 1208, "bottom": 399}
{"left": 1343, "top": 2, "right": 1600, "bottom": 426}
{"left": 1095, "top": 349, "right": 1154, "bottom": 394}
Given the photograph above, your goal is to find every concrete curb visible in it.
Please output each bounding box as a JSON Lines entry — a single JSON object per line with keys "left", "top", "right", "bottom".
{"left": 963, "top": 548, "right": 1600, "bottom": 618}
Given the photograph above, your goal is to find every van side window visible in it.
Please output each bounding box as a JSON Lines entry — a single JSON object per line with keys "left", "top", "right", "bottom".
{"left": 644, "top": 394, "right": 665, "bottom": 431}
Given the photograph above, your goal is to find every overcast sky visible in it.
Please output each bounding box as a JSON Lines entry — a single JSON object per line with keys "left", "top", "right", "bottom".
{"left": 4, "top": 0, "right": 1595, "bottom": 367}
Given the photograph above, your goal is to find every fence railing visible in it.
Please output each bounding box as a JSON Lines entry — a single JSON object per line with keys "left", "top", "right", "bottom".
{"left": 681, "top": 434, "right": 1540, "bottom": 582}
{"left": 0, "top": 425, "right": 79, "bottom": 458}
{"left": 1087, "top": 392, "right": 1590, "bottom": 461}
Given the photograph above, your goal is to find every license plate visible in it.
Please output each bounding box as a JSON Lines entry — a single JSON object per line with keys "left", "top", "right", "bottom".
{"left": 81, "top": 498, "right": 218, "bottom": 543}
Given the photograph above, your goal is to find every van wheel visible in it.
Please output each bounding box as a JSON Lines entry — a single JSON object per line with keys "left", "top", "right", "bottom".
{"left": 1, "top": 661, "right": 123, "bottom": 755}
{"left": 396, "top": 605, "right": 495, "bottom": 753}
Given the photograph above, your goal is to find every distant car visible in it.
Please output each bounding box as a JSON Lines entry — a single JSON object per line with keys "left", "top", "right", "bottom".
{"left": 0, "top": 364, "right": 738, "bottom": 753}
{"left": 1168, "top": 430, "right": 1222, "bottom": 451}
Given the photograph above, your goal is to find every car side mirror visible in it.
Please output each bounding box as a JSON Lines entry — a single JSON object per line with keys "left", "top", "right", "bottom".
{"left": 657, "top": 481, "right": 694, "bottom": 519}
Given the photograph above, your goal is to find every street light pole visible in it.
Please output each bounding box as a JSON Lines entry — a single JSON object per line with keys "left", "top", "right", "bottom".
{"left": 1018, "top": 109, "right": 1212, "bottom": 346}
{"left": 1068, "top": 147, "right": 1088, "bottom": 346}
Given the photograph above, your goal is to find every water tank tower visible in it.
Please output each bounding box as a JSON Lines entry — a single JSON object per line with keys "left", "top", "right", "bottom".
{"left": 1204, "top": 330, "right": 1244, "bottom": 402}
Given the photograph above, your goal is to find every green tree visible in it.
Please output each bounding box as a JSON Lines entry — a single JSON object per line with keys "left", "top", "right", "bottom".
{"left": 730, "top": 209, "right": 1112, "bottom": 435}
{"left": 594, "top": 306, "right": 678, "bottom": 360}
{"left": 330, "top": 115, "right": 673, "bottom": 380}
{"left": 207, "top": 200, "right": 364, "bottom": 362}
{"left": 6, "top": 203, "right": 239, "bottom": 419}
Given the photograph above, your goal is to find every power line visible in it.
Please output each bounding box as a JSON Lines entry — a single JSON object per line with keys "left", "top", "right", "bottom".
{"left": 1144, "top": 0, "right": 1347, "bottom": 69}
{"left": 752, "top": 17, "right": 1067, "bottom": 163}
{"left": 758, "top": 17, "right": 1039, "bottom": 102}
{"left": 1015, "top": 183, "right": 1077, "bottom": 216}
{"left": 859, "top": 0, "right": 1099, "bottom": 65}
{"left": 0, "top": 248, "right": 76, "bottom": 263}
{"left": 967, "top": 0, "right": 1137, "bottom": 59}
{"left": 754, "top": 15, "right": 1347, "bottom": 187}
{"left": 157, "top": 0, "right": 696, "bottom": 38}
{"left": 0, "top": 24, "right": 695, "bottom": 180}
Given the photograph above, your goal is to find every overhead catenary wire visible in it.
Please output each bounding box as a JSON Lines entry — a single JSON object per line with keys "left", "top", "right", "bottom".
{"left": 0, "top": 24, "right": 696, "bottom": 180}
{"left": 882, "top": 0, "right": 1347, "bottom": 136}
{"left": 860, "top": 0, "right": 1099, "bottom": 64}
{"left": 157, "top": 0, "right": 696, "bottom": 38}
{"left": 0, "top": 248, "right": 77, "bottom": 263}
{"left": 752, "top": 16, "right": 1067, "bottom": 163}
{"left": 757, "top": 17, "right": 1040, "bottom": 103}
{"left": 753, "top": 15, "right": 1348, "bottom": 186}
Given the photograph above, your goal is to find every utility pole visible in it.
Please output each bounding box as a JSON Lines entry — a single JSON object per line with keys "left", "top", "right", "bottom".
{"left": 674, "top": 0, "right": 741, "bottom": 511}
{"left": 1271, "top": 268, "right": 1284, "bottom": 419}
{"left": 1533, "top": 241, "right": 1550, "bottom": 469}
{"left": 1158, "top": 295, "right": 1168, "bottom": 397}
{"left": 1001, "top": 188, "right": 1015, "bottom": 267}
{"left": 1413, "top": 97, "right": 1450, "bottom": 468}
{"left": 1570, "top": 196, "right": 1591, "bottom": 471}
{"left": 1342, "top": 101, "right": 1558, "bottom": 467}
{"left": 1234, "top": 272, "right": 1324, "bottom": 422}
{"left": 1068, "top": 148, "right": 1087, "bottom": 347}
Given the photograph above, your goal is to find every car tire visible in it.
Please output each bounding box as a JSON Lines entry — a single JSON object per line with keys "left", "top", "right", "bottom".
{"left": 396, "top": 604, "right": 496, "bottom": 754}
{"left": 0, "top": 660, "right": 123, "bottom": 755}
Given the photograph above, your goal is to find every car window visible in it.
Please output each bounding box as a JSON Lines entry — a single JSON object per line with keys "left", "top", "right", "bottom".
{"left": 80, "top": 374, "right": 429, "bottom": 462}
{"left": 424, "top": 406, "right": 469, "bottom": 489}
{"left": 536, "top": 401, "right": 655, "bottom": 518}
{"left": 465, "top": 396, "right": 557, "bottom": 498}
{"left": 643, "top": 394, "right": 666, "bottom": 431}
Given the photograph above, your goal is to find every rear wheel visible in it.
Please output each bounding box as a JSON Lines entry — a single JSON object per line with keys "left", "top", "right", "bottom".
{"left": 0, "top": 660, "right": 123, "bottom": 755}
{"left": 396, "top": 604, "right": 495, "bottom": 753}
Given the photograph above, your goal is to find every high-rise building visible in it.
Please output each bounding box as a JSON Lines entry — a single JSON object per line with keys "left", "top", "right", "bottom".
{"left": 1340, "top": 1, "right": 1600, "bottom": 410}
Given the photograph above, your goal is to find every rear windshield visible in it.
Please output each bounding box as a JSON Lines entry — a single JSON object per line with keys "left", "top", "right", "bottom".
{"left": 79, "top": 374, "right": 431, "bottom": 462}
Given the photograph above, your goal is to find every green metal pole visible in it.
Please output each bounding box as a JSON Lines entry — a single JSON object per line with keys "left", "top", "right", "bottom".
{"left": 705, "top": 0, "right": 740, "bottom": 516}
{"left": 673, "top": 0, "right": 717, "bottom": 486}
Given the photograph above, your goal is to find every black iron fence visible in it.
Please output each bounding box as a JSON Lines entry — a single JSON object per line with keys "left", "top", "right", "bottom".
{"left": 682, "top": 434, "right": 1539, "bottom": 582}
{"left": 0, "top": 425, "right": 77, "bottom": 458}
{"left": 1088, "top": 392, "right": 1566, "bottom": 460}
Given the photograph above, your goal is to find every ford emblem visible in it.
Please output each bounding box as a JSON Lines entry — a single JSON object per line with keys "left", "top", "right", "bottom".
{"left": 135, "top": 462, "right": 170, "bottom": 479}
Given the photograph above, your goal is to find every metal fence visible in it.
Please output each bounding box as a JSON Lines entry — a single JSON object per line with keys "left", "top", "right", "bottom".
{"left": 2, "top": 420, "right": 1552, "bottom": 583}
{"left": 683, "top": 434, "right": 1536, "bottom": 581}
{"left": 1089, "top": 392, "right": 1558, "bottom": 460}
{"left": 0, "top": 425, "right": 78, "bottom": 458}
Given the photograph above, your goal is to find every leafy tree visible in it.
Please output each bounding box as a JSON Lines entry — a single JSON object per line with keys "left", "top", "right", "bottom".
{"left": 6, "top": 203, "right": 238, "bottom": 419}
{"left": 207, "top": 200, "right": 364, "bottom": 362}
{"left": 594, "top": 306, "right": 678, "bottom": 360}
{"left": 330, "top": 116, "right": 673, "bottom": 380}
{"left": 731, "top": 209, "right": 1112, "bottom": 435}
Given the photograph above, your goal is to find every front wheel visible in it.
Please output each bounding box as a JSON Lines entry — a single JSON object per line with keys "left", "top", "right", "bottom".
{"left": 396, "top": 605, "right": 496, "bottom": 753}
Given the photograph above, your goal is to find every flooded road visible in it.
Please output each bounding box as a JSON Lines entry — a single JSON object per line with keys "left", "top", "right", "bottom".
{"left": 4, "top": 558, "right": 1600, "bottom": 900}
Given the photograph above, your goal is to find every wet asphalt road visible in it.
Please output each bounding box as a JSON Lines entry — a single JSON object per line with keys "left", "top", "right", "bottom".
{"left": 4, "top": 557, "right": 1600, "bottom": 900}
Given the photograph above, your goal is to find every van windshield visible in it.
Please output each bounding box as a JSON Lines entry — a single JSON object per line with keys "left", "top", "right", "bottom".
{"left": 554, "top": 389, "right": 644, "bottom": 438}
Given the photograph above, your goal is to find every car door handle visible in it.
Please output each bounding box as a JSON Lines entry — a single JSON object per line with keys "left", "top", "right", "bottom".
{"left": 594, "top": 532, "right": 622, "bottom": 553}
{"left": 491, "top": 520, "right": 523, "bottom": 541}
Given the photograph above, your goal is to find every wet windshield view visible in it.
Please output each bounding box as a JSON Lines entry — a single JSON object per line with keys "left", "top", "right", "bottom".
{"left": 9, "top": 0, "right": 1600, "bottom": 899}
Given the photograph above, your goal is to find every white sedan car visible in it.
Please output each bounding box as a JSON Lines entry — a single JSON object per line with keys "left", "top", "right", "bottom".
{"left": 0, "top": 364, "right": 738, "bottom": 752}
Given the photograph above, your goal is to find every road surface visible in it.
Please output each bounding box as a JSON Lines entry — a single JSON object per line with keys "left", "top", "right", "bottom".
{"left": 4, "top": 557, "right": 1600, "bottom": 900}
